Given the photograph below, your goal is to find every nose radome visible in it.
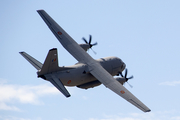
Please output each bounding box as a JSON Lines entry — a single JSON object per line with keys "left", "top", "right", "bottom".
{"left": 122, "top": 63, "right": 126, "bottom": 71}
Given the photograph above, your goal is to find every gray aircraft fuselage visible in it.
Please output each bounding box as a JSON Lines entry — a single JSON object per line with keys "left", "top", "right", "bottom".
{"left": 46, "top": 56, "right": 125, "bottom": 89}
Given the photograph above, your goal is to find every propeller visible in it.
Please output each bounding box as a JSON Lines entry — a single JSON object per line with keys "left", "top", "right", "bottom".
{"left": 82, "top": 35, "right": 97, "bottom": 54}
{"left": 119, "top": 69, "right": 134, "bottom": 88}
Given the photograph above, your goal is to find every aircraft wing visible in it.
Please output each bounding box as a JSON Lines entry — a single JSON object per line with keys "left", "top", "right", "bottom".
{"left": 37, "top": 10, "right": 150, "bottom": 112}
{"left": 37, "top": 10, "right": 93, "bottom": 64}
{"left": 88, "top": 63, "right": 151, "bottom": 112}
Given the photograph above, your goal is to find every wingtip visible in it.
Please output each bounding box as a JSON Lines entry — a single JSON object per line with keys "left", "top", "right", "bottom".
{"left": 66, "top": 95, "right": 71, "bottom": 97}
{"left": 145, "top": 109, "right": 151, "bottom": 112}
{"left": 19, "top": 51, "right": 24, "bottom": 54}
{"left": 37, "top": 9, "right": 44, "bottom": 13}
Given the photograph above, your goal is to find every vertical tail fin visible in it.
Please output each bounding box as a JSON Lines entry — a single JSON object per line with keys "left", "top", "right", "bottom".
{"left": 38, "top": 48, "right": 59, "bottom": 76}
{"left": 37, "top": 48, "right": 71, "bottom": 97}
{"left": 19, "top": 52, "right": 43, "bottom": 70}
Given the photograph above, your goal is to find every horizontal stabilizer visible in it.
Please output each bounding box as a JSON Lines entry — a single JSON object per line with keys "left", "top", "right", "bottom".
{"left": 45, "top": 74, "right": 70, "bottom": 97}
{"left": 19, "top": 52, "right": 42, "bottom": 70}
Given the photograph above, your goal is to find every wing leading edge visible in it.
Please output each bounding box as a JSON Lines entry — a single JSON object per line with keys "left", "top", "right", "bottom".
{"left": 37, "top": 9, "right": 151, "bottom": 112}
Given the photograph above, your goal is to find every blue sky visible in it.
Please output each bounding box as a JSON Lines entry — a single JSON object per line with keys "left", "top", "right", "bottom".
{"left": 1, "top": 0, "right": 180, "bottom": 120}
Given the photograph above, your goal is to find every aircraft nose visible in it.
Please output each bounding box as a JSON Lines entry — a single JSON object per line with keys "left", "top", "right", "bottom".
{"left": 117, "top": 57, "right": 126, "bottom": 71}
{"left": 122, "top": 62, "right": 126, "bottom": 70}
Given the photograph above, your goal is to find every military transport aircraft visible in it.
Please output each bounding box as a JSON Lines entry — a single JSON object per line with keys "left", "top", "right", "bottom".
{"left": 20, "top": 10, "right": 151, "bottom": 112}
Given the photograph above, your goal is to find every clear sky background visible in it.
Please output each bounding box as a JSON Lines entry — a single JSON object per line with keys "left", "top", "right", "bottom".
{"left": 1, "top": 0, "right": 180, "bottom": 120}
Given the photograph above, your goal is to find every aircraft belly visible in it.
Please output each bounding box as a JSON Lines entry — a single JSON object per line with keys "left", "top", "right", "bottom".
{"left": 56, "top": 71, "right": 81, "bottom": 86}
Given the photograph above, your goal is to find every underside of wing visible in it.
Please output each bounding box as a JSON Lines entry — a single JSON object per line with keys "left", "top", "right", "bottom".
{"left": 88, "top": 62, "right": 151, "bottom": 112}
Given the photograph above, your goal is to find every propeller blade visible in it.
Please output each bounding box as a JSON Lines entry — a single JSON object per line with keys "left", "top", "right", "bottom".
{"left": 125, "top": 69, "right": 128, "bottom": 78}
{"left": 127, "top": 81, "right": 133, "bottom": 88}
{"left": 91, "top": 48, "right": 97, "bottom": 54}
{"left": 89, "top": 35, "right": 92, "bottom": 44}
{"left": 92, "top": 42, "right": 98, "bottom": 46}
{"left": 82, "top": 38, "right": 88, "bottom": 44}
{"left": 119, "top": 72, "right": 124, "bottom": 77}
{"left": 128, "top": 76, "right": 134, "bottom": 80}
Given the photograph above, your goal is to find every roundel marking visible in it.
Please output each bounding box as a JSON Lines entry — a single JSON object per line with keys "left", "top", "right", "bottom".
{"left": 58, "top": 31, "right": 62, "bottom": 35}
{"left": 120, "top": 90, "right": 125, "bottom": 94}
{"left": 67, "top": 80, "right": 71, "bottom": 84}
